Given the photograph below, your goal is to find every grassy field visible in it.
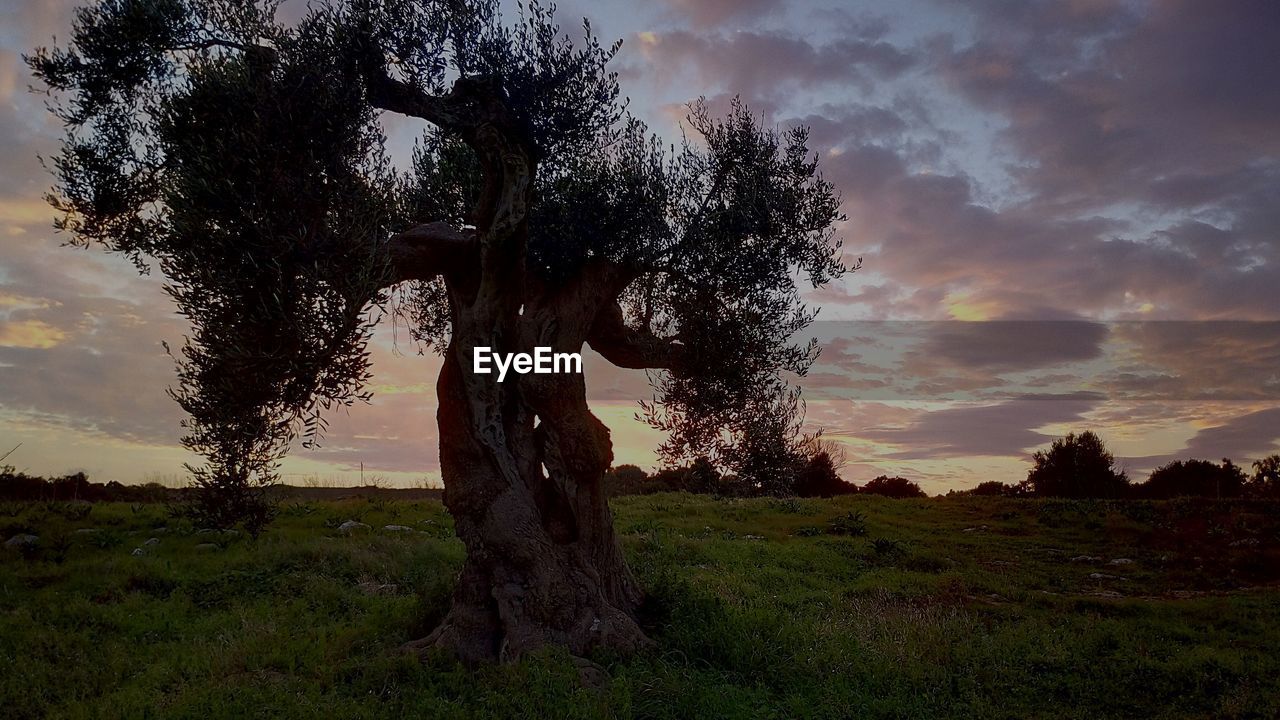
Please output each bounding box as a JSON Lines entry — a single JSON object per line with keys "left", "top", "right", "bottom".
{"left": 2, "top": 494, "right": 1278, "bottom": 719}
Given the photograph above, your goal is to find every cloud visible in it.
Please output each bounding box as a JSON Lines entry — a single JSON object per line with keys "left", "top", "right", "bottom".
{"left": 657, "top": 0, "right": 785, "bottom": 28}
{"left": 1124, "top": 406, "right": 1280, "bottom": 471}
{"left": 857, "top": 393, "right": 1102, "bottom": 460}
{"left": 0, "top": 319, "right": 65, "bottom": 348}
{"left": 916, "top": 320, "right": 1108, "bottom": 372}
{"left": 940, "top": 0, "right": 1280, "bottom": 209}
{"left": 635, "top": 29, "right": 917, "bottom": 100}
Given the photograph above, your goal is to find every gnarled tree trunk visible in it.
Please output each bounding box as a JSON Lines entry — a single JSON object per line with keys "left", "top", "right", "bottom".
{"left": 404, "top": 281, "right": 651, "bottom": 664}
{"left": 370, "top": 72, "right": 671, "bottom": 664}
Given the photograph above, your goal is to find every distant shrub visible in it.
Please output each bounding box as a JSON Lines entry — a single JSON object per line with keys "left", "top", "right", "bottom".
{"left": 1025, "top": 431, "right": 1129, "bottom": 499}
{"left": 1247, "top": 455, "right": 1280, "bottom": 499}
{"left": 959, "top": 481, "right": 1023, "bottom": 497}
{"left": 1137, "top": 458, "right": 1247, "bottom": 499}
{"left": 605, "top": 458, "right": 725, "bottom": 496}
{"left": 861, "top": 476, "right": 926, "bottom": 498}
{"left": 792, "top": 445, "right": 858, "bottom": 498}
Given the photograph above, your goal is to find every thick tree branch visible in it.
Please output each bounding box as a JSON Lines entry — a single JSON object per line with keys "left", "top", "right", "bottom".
{"left": 358, "top": 41, "right": 512, "bottom": 137}
{"left": 384, "top": 221, "right": 477, "bottom": 285}
{"left": 587, "top": 301, "right": 685, "bottom": 371}
{"left": 363, "top": 67, "right": 470, "bottom": 132}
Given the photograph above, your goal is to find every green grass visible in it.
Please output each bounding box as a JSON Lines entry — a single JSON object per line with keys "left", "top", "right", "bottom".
{"left": 2, "top": 494, "right": 1278, "bottom": 719}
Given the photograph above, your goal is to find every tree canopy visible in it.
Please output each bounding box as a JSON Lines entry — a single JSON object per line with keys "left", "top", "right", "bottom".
{"left": 1138, "top": 458, "right": 1248, "bottom": 499}
{"left": 28, "top": 0, "right": 848, "bottom": 500}
{"left": 1024, "top": 431, "right": 1129, "bottom": 499}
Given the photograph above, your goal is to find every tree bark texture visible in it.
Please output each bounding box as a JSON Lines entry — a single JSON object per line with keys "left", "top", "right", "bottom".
{"left": 373, "top": 72, "right": 671, "bottom": 664}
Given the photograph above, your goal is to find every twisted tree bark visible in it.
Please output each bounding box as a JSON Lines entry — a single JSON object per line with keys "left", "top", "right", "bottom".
{"left": 370, "top": 67, "right": 674, "bottom": 663}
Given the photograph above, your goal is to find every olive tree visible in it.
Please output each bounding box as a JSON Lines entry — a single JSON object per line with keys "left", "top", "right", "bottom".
{"left": 29, "top": 0, "right": 848, "bottom": 662}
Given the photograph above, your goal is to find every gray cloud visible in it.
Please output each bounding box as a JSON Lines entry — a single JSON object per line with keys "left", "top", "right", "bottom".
{"left": 858, "top": 393, "right": 1102, "bottom": 460}
{"left": 637, "top": 28, "right": 917, "bottom": 100}
{"left": 1123, "top": 406, "right": 1280, "bottom": 473}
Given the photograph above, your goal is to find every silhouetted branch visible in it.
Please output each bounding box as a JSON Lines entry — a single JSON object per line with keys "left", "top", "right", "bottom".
{"left": 384, "top": 221, "right": 477, "bottom": 284}
{"left": 588, "top": 301, "right": 684, "bottom": 371}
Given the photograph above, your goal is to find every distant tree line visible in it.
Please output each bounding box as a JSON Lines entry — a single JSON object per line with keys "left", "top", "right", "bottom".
{"left": 606, "top": 439, "right": 929, "bottom": 499}
{"left": 604, "top": 462, "right": 927, "bottom": 499}
{"left": 948, "top": 431, "right": 1280, "bottom": 500}
{"left": 11, "top": 431, "right": 1273, "bottom": 504}
{"left": 0, "top": 466, "right": 174, "bottom": 502}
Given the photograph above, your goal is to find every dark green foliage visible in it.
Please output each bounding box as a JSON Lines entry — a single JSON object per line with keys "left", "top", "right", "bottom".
{"left": 959, "top": 480, "right": 1023, "bottom": 497}
{"left": 827, "top": 510, "right": 868, "bottom": 536}
{"left": 604, "top": 464, "right": 649, "bottom": 494}
{"left": 1025, "top": 431, "right": 1130, "bottom": 499}
{"left": 604, "top": 458, "right": 724, "bottom": 497}
{"left": 28, "top": 0, "right": 401, "bottom": 527}
{"left": 793, "top": 449, "right": 858, "bottom": 498}
{"left": 1248, "top": 455, "right": 1280, "bottom": 498}
{"left": 862, "top": 475, "right": 927, "bottom": 498}
{"left": 0, "top": 467, "right": 170, "bottom": 502}
{"left": 1138, "top": 458, "right": 1248, "bottom": 499}
{"left": 626, "top": 100, "right": 849, "bottom": 488}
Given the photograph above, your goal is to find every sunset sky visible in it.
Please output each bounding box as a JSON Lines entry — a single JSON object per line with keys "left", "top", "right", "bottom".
{"left": 1, "top": 0, "right": 1278, "bottom": 493}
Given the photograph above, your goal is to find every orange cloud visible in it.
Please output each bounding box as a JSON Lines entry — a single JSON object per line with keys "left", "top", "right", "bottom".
{"left": 0, "top": 319, "right": 66, "bottom": 349}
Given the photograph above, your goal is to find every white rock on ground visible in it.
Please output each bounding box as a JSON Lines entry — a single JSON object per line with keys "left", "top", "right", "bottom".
{"left": 338, "top": 520, "right": 371, "bottom": 534}
{"left": 4, "top": 534, "right": 38, "bottom": 550}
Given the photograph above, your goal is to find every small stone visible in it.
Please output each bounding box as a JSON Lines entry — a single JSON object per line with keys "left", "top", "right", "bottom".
{"left": 74, "top": 528, "right": 100, "bottom": 535}
{"left": 4, "top": 534, "right": 38, "bottom": 550}
{"left": 383, "top": 524, "right": 413, "bottom": 532}
{"left": 130, "top": 547, "right": 146, "bottom": 556}
{"left": 1089, "top": 572, "right": 1126, "bottom": 580}
{"left": 743, "top": 534, "right": 765, "bottom": 540}
{"left": 338, "top": 520, "right": 371, "bottom": 534}
{"left": 1070, "top": 555, "right": 1101, "bottom": 562}
{"left": 357, "top": 581, "right": 398, "bottom": 595}
{"left": 144, "top": 537, "right": 160, "bottom": 546}
{"left": 1108, "top": 558, "right": 1134, "bottom": 565}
